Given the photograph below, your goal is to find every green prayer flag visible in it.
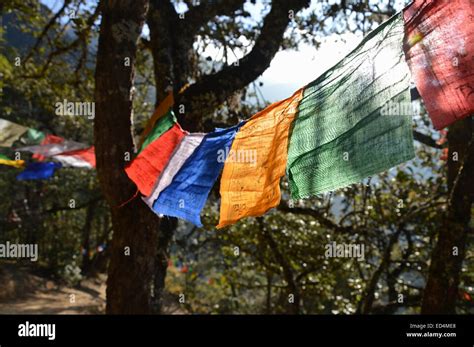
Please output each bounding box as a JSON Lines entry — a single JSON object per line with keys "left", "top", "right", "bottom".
{"left": 139, "top": 110, "right": 176, "bottom": 153}
{"left": 287, "top": 13, "right": 415, "bottom": 198}
{"left": 25, "top": 128, "right": 46, "bottom": 144}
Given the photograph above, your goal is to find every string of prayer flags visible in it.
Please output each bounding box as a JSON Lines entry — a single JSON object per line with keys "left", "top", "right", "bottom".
{"left": 0, "top": 154, "right": 25, "bottom": 169}
{"left": 6, "top": 1, "right": 472, "bottom": 228}
{"left": 217, "top": 89, "right": 303, "bottom": 228}
{"left": 152, "top": 123, "right": 243, "bottom": 227}
{"left": 0, "top": 119, "right": 28, "bottom": 147}
{"left": 403, "top": 0, "right": 474, "bottom": 130}
{"left": 53, "top": 146, "right": 96, "bottom": 169}
{"left": 143, "top": 133, "right": 205, "bottom": 209}
{"left": 16, "top": 162, "right": 62, "bottom": 180}
{"left": 287, "top": 13, "right": 415, "bottom": 199}
{"left": 125, "top": 123, "right": 187, "bottom": 196}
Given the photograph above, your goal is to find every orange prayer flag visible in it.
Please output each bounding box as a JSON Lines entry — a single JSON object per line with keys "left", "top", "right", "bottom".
{"left": 217, "top": 88, "right": 303, "bottom": 228}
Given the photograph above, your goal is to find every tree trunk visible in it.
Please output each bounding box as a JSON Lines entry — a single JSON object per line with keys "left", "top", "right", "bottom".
{"left": 422, "top": 117, "right": 474, "bottom": 314}
{"left": 81, "top": 199, "right": 97, "bottom": 276}
{"left": 152, "top": 216, "right": 176, "bottom": 313}
{"left": 94, "top": 0, "right": 160, "bottom": 314}
{"left": 147, "top": 0, "right": 178, "bottom": 100}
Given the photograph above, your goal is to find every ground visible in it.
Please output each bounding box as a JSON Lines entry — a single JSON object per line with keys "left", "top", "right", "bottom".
{"left": 0, "top": 263, "right": 106, "bottom": 314}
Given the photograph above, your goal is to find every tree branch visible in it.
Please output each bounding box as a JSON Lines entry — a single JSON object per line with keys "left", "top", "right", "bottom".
{"left": 359, "top": 228, "right": 402, "bottom": 314}
{"left": 278, "top": 201, "right": 353, "bottom": 234}
{"left": 21, "top": 4, "right": 101, "bottom": 79}
{"left": 413, "top": 130, "right": 442, "bottom": 149}
{"left": 184, "top": 0, "right": 246, "bottom": 38}
{"left": 23, "top": 0, "right": 73, "bottom": 64}
{"left": 177, "top": 0, "right": 310, "bottom": 131}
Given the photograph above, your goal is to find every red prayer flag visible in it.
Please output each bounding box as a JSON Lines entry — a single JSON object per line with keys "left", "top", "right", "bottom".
{"left": 33, "top": 134, "right": 64, "bottom": 161}
{"left": 54, "top": 146, "right": 96, "bottom": 168}
{"left": 403, "top": 0, "right": 474, "bottom": 129}
{"left": 125, "top": 123, "right": 186, "bottom": 196}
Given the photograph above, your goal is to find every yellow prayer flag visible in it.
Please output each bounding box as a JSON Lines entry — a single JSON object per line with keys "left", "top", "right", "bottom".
{"left": 0, "top": 158, "right": 25, "bottom": 169}
{"left": 217, "top": 88, "right": 303, "bottom": 228}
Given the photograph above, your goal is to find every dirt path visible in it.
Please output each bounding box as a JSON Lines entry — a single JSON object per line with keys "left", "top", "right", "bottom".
{"left": 0, "top": 263, "right": 187, "bottom": 314}
{"left": 0, "top": 264, "right": 106, "bottom": 314}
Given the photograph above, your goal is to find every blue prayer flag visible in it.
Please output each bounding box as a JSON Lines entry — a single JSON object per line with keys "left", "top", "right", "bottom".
{"left": 153, "top": 123, "right": 243, "bottom": 227}
{"left": 17, "top": 162, "right": 62, "bottom": 180}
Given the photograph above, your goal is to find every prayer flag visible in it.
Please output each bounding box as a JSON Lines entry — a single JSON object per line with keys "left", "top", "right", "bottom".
{"left": 138, "top": 91, "right": 174, "bottom": 149}
{"left": 53, "top": 146, "right": 96, "bottom": 168}
{"left": 17, "top": 162, "right": 62, "bottom": 180}
{"left": 153, "top": 124, "right": 243, "bottom": 227}
{"left": 287, "top": 13, "right": 415, "bottom": 198}
{"left": 0, "top": 154, "right": 25, "bottom": 169}
{"left": 24, "top": 128, "right": 46, "bottom": 145}
{"left": 125, "top": 123, "right": 186, "bottom": 196}
{"left": 0, "top": 119, "right": 28, "bottom": 147}
{"left": 143, "top": 133, "right": 205, "bottom": 209}
{"left": 17, "top": 137, "right": 87, "bottom": 158}
{"left": 139, "top": 110, "right": 176, "bottom": 153}
{"left": 403, "top": 0, "right": 474, "bottom": 129}
{"left": 217, "top": 89, "right": 303, "bottom": 228}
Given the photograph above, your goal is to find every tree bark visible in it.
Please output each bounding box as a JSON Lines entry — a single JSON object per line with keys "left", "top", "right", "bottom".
{"left": 421, "top": 117, "right": 474, "bottom": 314}
{"left": 81, "top": 199, "right": 97, "bottom": 276}
{"left": 152, "top": 216, "right": 176, "bottom": 313}
{"left": 147, "top": 0, "right": 246, "bottom": 100}
{"left": 94, "top": 0, "right": 160, "bottom": 314}
{"left": 147, "top": 0, "right": 177, "bottom": 101}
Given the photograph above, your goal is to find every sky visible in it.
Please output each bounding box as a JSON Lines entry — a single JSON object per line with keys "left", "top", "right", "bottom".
{"left": 40, "top": 0, "right": 406, "bottom": 102}
{"left": 258, "top": 33, "right": 360, "bottom": 101}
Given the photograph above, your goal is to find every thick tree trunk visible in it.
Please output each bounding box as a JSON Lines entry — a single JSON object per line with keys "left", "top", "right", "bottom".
{"left": 422, "top": 117, "right": 473, "bottom": 314}
{"left": 94, "top": 0, "right": 160, "bottom": 314}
